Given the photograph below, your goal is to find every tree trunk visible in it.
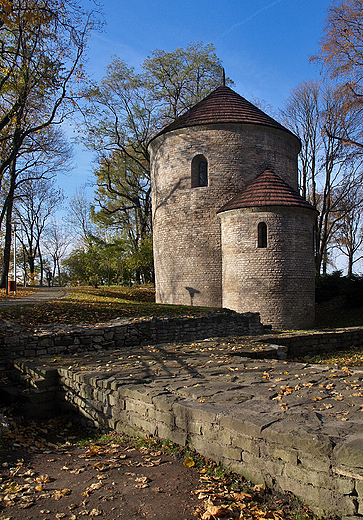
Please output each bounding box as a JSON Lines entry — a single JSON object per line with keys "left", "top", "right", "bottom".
{"left": 0, "top": 160, "right": 16, "bottom": 288}
{"left": 348, "top": 251, "right": 353, "bottom": 278}
{"left": 38, "top": 245, "right": 44, "bottom": 286}
{"left": 57, "top": 258, "right": 61, "bottom": 286}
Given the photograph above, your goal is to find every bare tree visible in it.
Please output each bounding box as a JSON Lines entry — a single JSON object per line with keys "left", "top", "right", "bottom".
{"left": 14, "top": 177, "right": 64, "bottom": 285}
{"left": 64, "top": 188, "right": 97, "bottom": 248}
{"left": 281, "top": 80, "right": 363, "bottom": 273}
{"left": 43, "top": 222, "right": 72, "bottom": 285}
{"left": 313, "top": 0, "right": 363, "bottom": 148}
{"left": 280, "top": 80, "right": 321, "bottom": 202}
{"left": 334, "top": 185, "right": 363, "bottom": 276}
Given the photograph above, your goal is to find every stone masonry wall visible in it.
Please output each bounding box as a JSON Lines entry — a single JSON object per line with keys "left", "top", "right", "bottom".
{"left": 3, "top": 317, "right": 363, "bottom": 366}
{"left": 149, "top": 123, "right": 300, "bottom": 308}
{"left": 267, "top": 327, "right": 363, "bottom": 357}
{"left": 55, "top": 371, "right": 363, "bottom": 518}
{"left": 0, "top": 311, "right": 263, "bottom": 365}
{"left": 220, "top": 206, "right": 316, "bottom": 330}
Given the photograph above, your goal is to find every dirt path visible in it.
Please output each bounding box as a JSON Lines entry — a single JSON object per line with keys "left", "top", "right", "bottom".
{"left": 0, "top": 414, "right": 318, "bottom": 520}
{"left": 0, "top": 440, "right": 200, "bottom": 520}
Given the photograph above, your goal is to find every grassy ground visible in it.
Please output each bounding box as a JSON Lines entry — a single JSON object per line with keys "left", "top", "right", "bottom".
{"left": 295, "top": 344, "right": 363, "bottom": 366}
{"left": 3, "top": 285, "right": 363, "bottom": 329}
{"left": 0, "top": 285, "right": 218, "bottom": 328}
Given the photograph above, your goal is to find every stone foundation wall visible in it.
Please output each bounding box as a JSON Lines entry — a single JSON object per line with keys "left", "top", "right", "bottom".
{"left": 0, "top": 311, "right": 263, "bottom": 365}
{"left": 267, "top": 327, "right": 363, "bottom": 357}
{"left": 3, "top": 316, "right": 363, "bottom": 366}
{"left": 9, "top": 323, "right": 363, "bottom": 518}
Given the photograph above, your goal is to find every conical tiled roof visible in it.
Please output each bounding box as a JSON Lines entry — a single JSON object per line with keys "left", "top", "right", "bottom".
{"left": 217, "top": 169, "right": 317, "bottom": 213}
{"left": 150, "top": 86, "right": 294, "bottom": 141}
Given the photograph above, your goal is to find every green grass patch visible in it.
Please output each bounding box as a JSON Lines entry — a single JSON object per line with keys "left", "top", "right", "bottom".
{"left": 296, "top": 344, "right": 363, "bottom": 366}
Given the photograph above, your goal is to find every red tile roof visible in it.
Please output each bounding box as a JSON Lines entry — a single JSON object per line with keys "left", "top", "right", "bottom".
{"left": 217, "top": 169, "right": 317, "bottom": 213}
{"left": 150, "top": 86, "right": 295, "bottom": 141}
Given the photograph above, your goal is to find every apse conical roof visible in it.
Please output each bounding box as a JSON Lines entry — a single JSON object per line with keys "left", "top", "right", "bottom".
{"left": 150, "top": 85, "right": 294, "bottom": 141}
{"left": 217, "top": 169, "right": 317, "bottom": 213}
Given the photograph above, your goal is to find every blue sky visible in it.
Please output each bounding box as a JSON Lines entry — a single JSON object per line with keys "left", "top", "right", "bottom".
{"left": 63, "top": 0, "right": 333, "bottom": 199}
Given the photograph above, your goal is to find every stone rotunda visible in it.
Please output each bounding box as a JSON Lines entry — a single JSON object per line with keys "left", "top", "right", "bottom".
{"left": 148, "top": 85, "right": 318, "bottom": 330}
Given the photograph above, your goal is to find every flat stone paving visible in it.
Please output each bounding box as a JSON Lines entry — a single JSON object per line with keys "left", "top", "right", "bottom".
{"left": 40, "top": 336, "right": 363, "bottom": 442}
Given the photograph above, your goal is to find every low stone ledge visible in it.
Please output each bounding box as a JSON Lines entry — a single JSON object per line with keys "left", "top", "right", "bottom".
{"left": 44, "top": 363, "right": 363, "bottom": 517}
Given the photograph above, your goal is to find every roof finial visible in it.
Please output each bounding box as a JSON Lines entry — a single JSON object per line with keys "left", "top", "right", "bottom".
{"left": 222, "top": 68, "right": 226, "bottom": 86}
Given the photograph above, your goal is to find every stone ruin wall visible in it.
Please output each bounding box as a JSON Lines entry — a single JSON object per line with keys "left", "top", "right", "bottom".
{"left": 12, "top": 323, "right": 363, "bottom": 520}
{"left": 0, "top": 312, "right": 263, "bottom": 366}
{"left": 5, "top": 321, "right": 363, "bottom": 518}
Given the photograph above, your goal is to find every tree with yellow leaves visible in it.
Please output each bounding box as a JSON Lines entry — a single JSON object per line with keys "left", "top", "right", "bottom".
{"left": 0, "top": 0, "right": 101, "bottom": 287}
{"left": 314, "top": 0, "right": 363, "bottom": 148}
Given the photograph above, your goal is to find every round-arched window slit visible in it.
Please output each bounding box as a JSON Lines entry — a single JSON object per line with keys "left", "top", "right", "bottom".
{"left": 191, "top": 155, "right": 208, "bottom": 187}
{"left": 258, "top": 222, "right": 267, "bottom": 248}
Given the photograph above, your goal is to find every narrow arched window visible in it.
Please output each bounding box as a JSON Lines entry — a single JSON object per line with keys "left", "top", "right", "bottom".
{"left": 313, "top": 225, "right": 316, "bottom": 255}
{"left": 191, "top": 155, "right": 208, "bottom": 187}
{"left": 258, "top": 222, "right": 267, "bottom": 248}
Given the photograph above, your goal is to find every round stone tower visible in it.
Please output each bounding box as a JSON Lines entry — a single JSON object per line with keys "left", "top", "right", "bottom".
{"left": 218, "top": 169, "right": 318, "bottom": 330}
{"left": 148, "top": 86, "right": 302, "bottom": 310}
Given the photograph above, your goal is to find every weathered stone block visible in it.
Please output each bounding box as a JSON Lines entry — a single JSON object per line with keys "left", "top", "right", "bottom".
{"left": 125, "top": 399, "right": 150, "bottom": 416}
{"left": 225, "top": 459, "right": 265, "bottom": 484}
{"left": 202, "top": 425, "right": 232, "bottom": 445}
{"left": 263, "top": 418, "right": 333, "bottom": 458}
{"left": 190, "top": 435, "right": 241, "bottom": 463}
{"left": 284, "top": 462, "right": 331, "bottom": 488}
{"left": 232, "top": 432, "right": 260, "bottom": 456}
{"left": 156, "top": 422, "right": 173, "bottom": 441}
{"left": 128, "top": 413, "right": 156, "bottom": 436}
{"left": 152, "top": 409, "right": 174, "bottom": 428}
{"left": 334, "top": 477, "right": 355, "bottom": 496}
{"left": 275, "top": 475, "right": 357, "bottom": 516}
{"left": 37, "top": 337, "right": 54, "bottom": 347}
{"left": 298, "top": 452, "right": 331, "bottom": 473}
{"left": 260, "top": 442, "right": 297, "bottom": 464}
{"left": 121, "top": 386, "right": 154, "bottom": 404}
{"left": 168, "top": 428, "right": 188, "bottom": 446}
{"left": 110, "top": 408, "right": 127, "bottom": 422}
{"left": 115, "top": 421, "right": 140, "bottom": 437}
{"left": 356, "top": 480, "right": 363, "bottom": 498}
{"left": 334, "top": 435, "right": 363, "bottom": 469}
{"left": 220, "top": 412, "right": 273, "bottom": 437}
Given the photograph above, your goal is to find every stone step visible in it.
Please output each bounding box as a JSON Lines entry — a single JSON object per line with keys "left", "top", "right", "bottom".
{"left": 229, "top": 343, "right": 287, "bottom": 360}
{"left": 12, "top": 359, "right": 58, "bottom": 389}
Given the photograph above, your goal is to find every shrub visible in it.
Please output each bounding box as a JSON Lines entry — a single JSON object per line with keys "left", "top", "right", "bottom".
{"left": 315, "top": 271, "right": 347, "bottom": 303}
{"left": 316, "top": 272, "right": 363, "bottom": 308}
